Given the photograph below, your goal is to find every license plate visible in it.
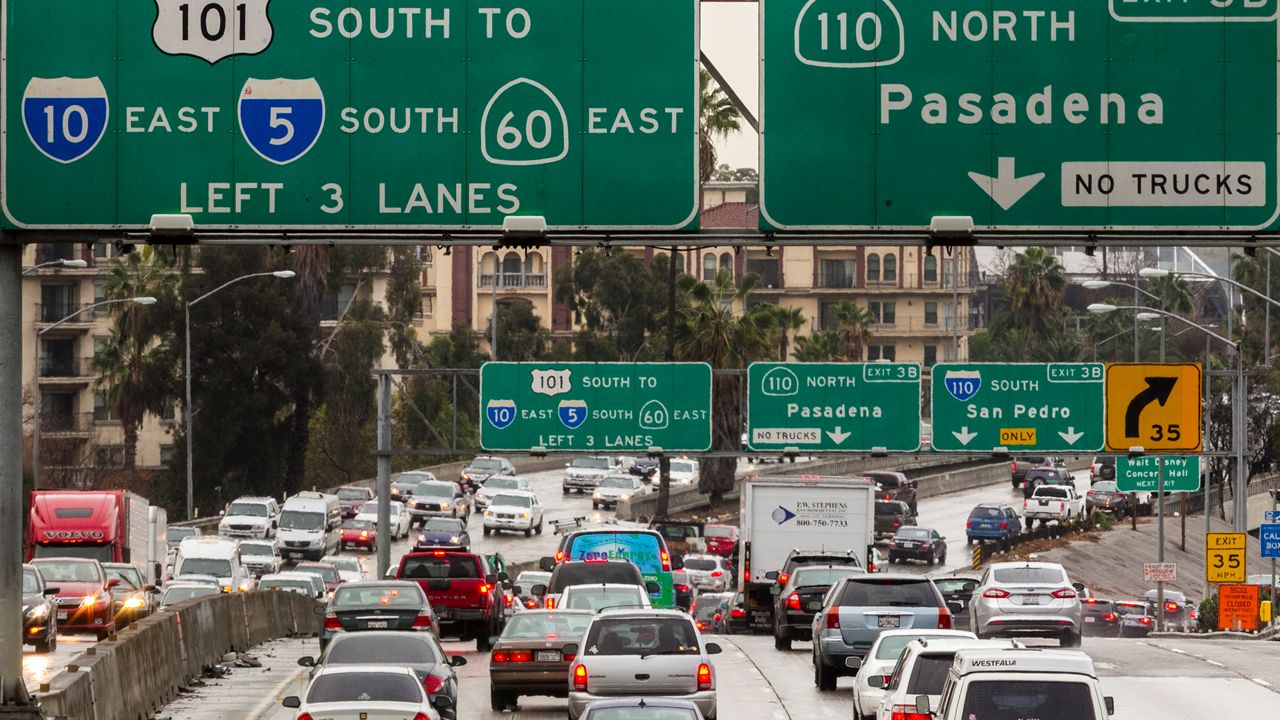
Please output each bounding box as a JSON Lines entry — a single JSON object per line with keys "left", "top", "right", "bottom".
{"left": 807, "top": 601, "right": 823, "bottom": 611}
{"left": 1020, "top": 595, "right": 1044, "bottom": 605}
{"left": 366, "top": 620, "right": 388, "bottom": 629}
{"left": 877, "top": 615, "right": 900, "bottom": 628}
{"left": 536, "top": 650, "right": 561, "bottom": 662}
{"left": 57, "top": 610, "right": 68, "bottom": 620}
{"left": 1085, "top": 617, "right": 1096, "bottom": 623}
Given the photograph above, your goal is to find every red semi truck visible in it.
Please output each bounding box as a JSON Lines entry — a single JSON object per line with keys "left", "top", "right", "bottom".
{"left": 26, "top": 490, "right": 168, "bottom": 584}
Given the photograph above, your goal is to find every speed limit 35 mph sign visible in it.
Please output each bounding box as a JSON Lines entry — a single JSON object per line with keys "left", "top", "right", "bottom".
{"left": 1206, "top": 532, "right": 1246, "bottom": 584}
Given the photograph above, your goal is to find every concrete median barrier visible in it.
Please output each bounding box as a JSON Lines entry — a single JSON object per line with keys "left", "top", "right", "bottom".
{"left": 35, "top": 590, "right": 320, "bottom": 720}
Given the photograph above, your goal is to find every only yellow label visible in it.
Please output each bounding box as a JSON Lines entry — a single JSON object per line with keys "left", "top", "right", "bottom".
{"left": 1000, "top": 428, "right": 1037, "bottom": 445}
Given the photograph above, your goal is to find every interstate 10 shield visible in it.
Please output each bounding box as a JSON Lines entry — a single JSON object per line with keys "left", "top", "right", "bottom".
{"left": 21, "top": 77, "right": 109, "bottom": 164}
{"left": 485, "top": 400, "right": 517, "bottom": 430}
{"left": 237, "top": 77, "right": 324, "bottom": 165}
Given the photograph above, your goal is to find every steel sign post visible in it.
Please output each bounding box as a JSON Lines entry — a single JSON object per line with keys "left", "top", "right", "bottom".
{"left": 759, "top": 0, "right": 1279, "bottom": 231}
{"left": 1, "top": 0, "right": 699, "bottom": 230}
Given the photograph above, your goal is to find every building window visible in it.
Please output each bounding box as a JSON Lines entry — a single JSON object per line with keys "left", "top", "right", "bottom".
{"left": 745, "top": 258, "right": 780, "bottom": 288}
{"left": 924, "top": 255, "right": 938, "bottom": 284}
{"left": 924, "top": 302, "right": 938, "bottom": 326}
{"left": 416, "top": 246, "right": 432, "bottom": 266}
{"left": 866, "top": 254, "right": 880, "bottom": 283}
{"left": 160, "top": 444, "right": 176, "bottom": 468}
{"left": 160, "top": 400, "right": 176, "bottom": 422}
{"left": 422, "top": 296, "right": 434, "bottom": 318}
{"left": 869, "top": 301, "right": 895, "bottom": 325}
{"left": 93, "top": 391, "right": 119, "bottom": 422}
{"left": 40, "top": 244, "right": 76, "bottom": 263}
{"left": 883, "top": 254, "right": 897, "bottom": 283}
{"left": 719, "top": 252, "right": 732, "bottom": 274}
{"left": 924, "top": 345, "right": 938, "bottom": 368}
{"left": 40, "top": 285, "right": 76, "bottom": 322}
{"left": 868, "top": 344, "right": 896, "bottom": 361}
{"left": 95, "top": 446, "right": 125, "bottom": 468}
{"left": 819, "top": 301, "right": 840, "bottom": 330}
{"left": 702, "top": 254, "right": 717, "bottom": 281}
{"left": 92, "top": 243, "right": 113, "bottom": 261}
{"left": 819, "top": 259, "right": 855, "bottom": 289}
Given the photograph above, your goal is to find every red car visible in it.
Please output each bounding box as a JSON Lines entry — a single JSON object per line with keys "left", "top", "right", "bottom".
{"left": 340, "top": 519, "right": 377, "bottom": 552}
{"left": 30, "top": 558, "right": 121, "bottom": 640}
{"left": 704, "top": 524, "right": 739, "bottom": 558}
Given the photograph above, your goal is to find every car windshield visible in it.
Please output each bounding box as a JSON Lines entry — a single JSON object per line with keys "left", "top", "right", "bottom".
{"left": 586, "top": 709, "right": 700, "bottom": 720}
{"left": 305, "top": 672, "right": 422, "bottom": 704}
{"left": 321, "top": 556, "right": 361, "bottom": 573}
{"left": 415, "top": 483, "right": 454, "bottom": 498}
{"left": 875, "top": 633, "right": 959, "bottom": 660}
{"left": 400, "top": 556, "right": 478, "bottom": 579}
{"left": 550, "top": 564, "right": 641, "bottom": 593}
{"left": 584, "top": 617, "right": 700, "bottom": 656}
{"left": 838, "top": 578, "right": 939, "bottom": 607}
{"left": 564, "top": 532, "right": 665, "bottom": 575}
{"left": 167, "top": 527, "right": 199, "bottom": 543}
{"left": 992, "top": 567, "right": 1068, "bottom": 585}
{"left": 1084, "top": 600, "right": 1114, "bottom": 612}
{"left": 705, "top": 526, "right": 734, "bottom": 538}
{"left": 343, "top": 520, "right": 375, "bottom": 532}
{"left": 960, "top": 680, "right": 1097, "bottom": 719}
{"left": 895, "top": 528, "right": 931, "bottom": 540}
{"left": 395, "top": 472, "right": 434, "bottom": 484}
{"left": 333, "top": 584, "right": 423, "bottom": 608}
{"left": 32, "top": 560, "right": 102, "bottom": 583}
{"left": 337, "top": 488, "right": 367, "bottom": 500}
{"left": 876, "top": 502, "right": 906, "bottom": 516}
{"left": 179, "top": 558, "right": 232, "bottom": 577}
{"left": 491, "top": 494, "right": 532, "bottom": 508}
{"left": 259, "top": 580, "right": 312, "bottom": 594}
{"left": 1091, "top": 482, "right": 1119, "bottom": 493}
{"left": 501, "top": 612, "right": 593, "bottom": 640}
{"left": 906, "top": 654, "right": 955, "bottom": 694}
{"left": 326, "top": 634, "right": 440, "bottom": 664}
{"left": 485, "top": 477, "right": 521, "bottom": 490}
{"left": 969, "top": 506, "right": 1003, "bottom": 519}
{"left": 932, "top": 578, "right": 978, "bottom": 595}
{"left": 279, "top": 511, "right": 324, "bottom": 531}
{"left": 22, "top": 570, "right": 39, "bottom": 594}
{"left": 104, "top": 566, "right": 142, "bottom": 589}
{"left": 573, "top": 457, "right": 611, "bottom": 470}
{"left": 423, "top": 518, "right": 465, "bottom": 532}
{"left": 162, "top": 586, "right": 219, "bottom": 604}
{"left": 1035, "top": 487, "right": 1070, "bottom": 499}
{"left": 239, "top": 542, "right": 275, "bottom": 556}
{"left": 516, "top": 571, "right": 550, "bottom": 589}
{"left": 682, "top": 558, "right": 718, "bottom": 571}
{"left": 1115, "top": 603, "right": 1148, "bottom": 616}
{"left": 601, "top": 476, "right": 634, "bottom": 489}
{"left": 298, "top": 565, "right": 339, "bottom": 584}
{"left": 470, "top": 459, "right": 503, "bottom": 471}
{"left": 564, "top": 587, "right": 643, "bottom": 610}
{"left": 226, "top": 502, "right": 268, "bottom": 517}
{"left": 793, "top": 567, "right": 864, "bottom": 587}
{"left": 670, "top": 461, "right": 696, "bottom": 473}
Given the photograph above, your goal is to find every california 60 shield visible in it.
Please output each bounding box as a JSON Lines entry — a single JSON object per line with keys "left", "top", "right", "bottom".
{"left": 237, "top": 77, "right": 324, "bottom": 165}
{"left": 22, "top": 77, "right": 109, "bottom": 164}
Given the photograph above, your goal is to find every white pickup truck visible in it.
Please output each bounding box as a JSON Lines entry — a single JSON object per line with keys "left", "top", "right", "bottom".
{"left": 1023, "top": 485, "right": 1085, "bottom": 525}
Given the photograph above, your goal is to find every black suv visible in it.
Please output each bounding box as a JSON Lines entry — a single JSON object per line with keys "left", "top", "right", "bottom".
{"left": 1010, "top": 456, "right": 1065, "bottom": 488}
{"left": 1090, "top": 456, "right": 1116, "bottom": 483}
{"left": 1021, "top": 467, "right": 1075, "bottom": 498}
{"left": 864, "top": 471, "right": 918, "bottom": 513}
{"left": 874, "top": 500, "right": 918, "bottom": 540}
{"left": 772, "top": 564, "right": 866, "bottom": 650}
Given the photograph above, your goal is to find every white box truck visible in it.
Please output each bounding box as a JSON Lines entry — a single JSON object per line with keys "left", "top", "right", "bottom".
{"left": 738, "top": 476, "right": 876, "bottom": 632}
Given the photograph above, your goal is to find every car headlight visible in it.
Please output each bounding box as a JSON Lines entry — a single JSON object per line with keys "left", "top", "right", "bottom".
{"left": 27, "top": 604, "right": 48, "bottom": 619}
{"left": 484, "top": 511, "right": 494, "bottom": 517}
{"left": 239, "top": 580, "right": 252, "bottom": 592}
{"left": 593, "top": 491, "right": 603, "bottom": 499}
{"left": 80, "top": 594, "right": 99, "bottom": 608}
{"left": 519, "top": 513, "right": 530, "bottom": 519}
{"left": 449, "top": 536, "right": 461, "bottom": 544}
{"left": 440, "top": 503, "right": 450, "bottom": 510}
{"left": 123, "top": 596, "right": 145, "bottom": 609}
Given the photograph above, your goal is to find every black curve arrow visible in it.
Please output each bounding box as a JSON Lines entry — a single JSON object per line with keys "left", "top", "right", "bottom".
{"left": 1124, "top": 377, "right": 1177, "bottom": 438}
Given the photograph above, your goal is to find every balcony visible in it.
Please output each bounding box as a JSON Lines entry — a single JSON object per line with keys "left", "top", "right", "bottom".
{"left": 38, "top": 358, "right": 94, "bottom": 385}
{"left": 868, "top": 316, "right": 968, "bottom": 336}
{"left": 478, "top": 273, "right": 548, "bottom": 291}
{"left": 34, "top": 303, "right": 98, "bottom": 327}
{"left": 41, "top": 412, "right": 95, "bottom": 438}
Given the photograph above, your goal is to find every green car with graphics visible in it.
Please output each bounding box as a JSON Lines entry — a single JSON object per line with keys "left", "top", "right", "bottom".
{"left": 553, "top": 529, "right": 676, "bottom": 608}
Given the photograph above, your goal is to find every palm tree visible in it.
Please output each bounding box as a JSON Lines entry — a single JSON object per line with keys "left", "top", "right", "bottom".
{"left": 770, "top": 305, "right": 807, "bottom": 361}
{"left": 699, "top": 68, "right": 742, "bottom": 183}
{"left": 93, "top": 246, "right": 179, "bottom": 473}
{"left": 1004, "top": 248, "right": 1067, "bottom": 354}
{"left": 794, "top": 330, "right": 842, "bottom": 362}
{"left": 831, "top": 301, "right": 876, "bottom": 360}
{"left": 283, "top": 245, "right": 332, "bottom": 492}
{"left": 1146, "top": 274, "right": 1194, "bottom": 315}
{"left": 672, "top": 269, "right": 775, "bottom": 506}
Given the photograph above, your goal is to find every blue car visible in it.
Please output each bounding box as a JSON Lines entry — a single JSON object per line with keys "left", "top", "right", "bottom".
{"left": 966, "top": 504, "right": 1023, "bottom": 544}
{"left": 413, "top": 517, "right": 471, "bottom": 551}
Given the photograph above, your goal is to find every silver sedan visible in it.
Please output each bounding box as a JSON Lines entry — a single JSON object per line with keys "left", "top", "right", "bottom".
{"left": 969, "top": 561, "right": 1083, "bottom": 647}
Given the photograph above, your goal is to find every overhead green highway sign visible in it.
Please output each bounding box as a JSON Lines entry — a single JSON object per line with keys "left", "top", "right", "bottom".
{"left": 931, "top": 363, "right": 1104, "bottom": 453}
{"left": 746, "top": 362, "right": 920, "bottom": 453}
{"left": 2, "top": 0, "right": 698, "bottom": 230}
{"left": 759, "top": 0, "right": 1279, "bottom": 231}
{"left": 479, "top": 362, "right": 712, "bottom": 453}
{"left": 1116, "top": 456, "right": 1202, "bottom": 493}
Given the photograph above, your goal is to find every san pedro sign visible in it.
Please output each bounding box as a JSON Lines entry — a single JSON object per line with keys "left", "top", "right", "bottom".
{"left": 760, "top": 0, "right": 1280, "bottom": 231}
{"left": 2, "top": 0, "right": 699, "bottom": 230}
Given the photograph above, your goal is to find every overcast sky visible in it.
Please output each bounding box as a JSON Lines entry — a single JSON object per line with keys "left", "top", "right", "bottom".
{"left": 703, "top": 4, "right": 759, "bottom": 171}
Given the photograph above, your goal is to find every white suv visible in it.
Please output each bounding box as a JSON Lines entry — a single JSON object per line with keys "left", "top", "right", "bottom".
{"left": 916, "top": 647, "right": 1115, "bottom": 720}
{"left": 219, "top": 496, "right": 279, "bottom": 539}
{"left": 566, "top": 609, "right": 722, "bottom": 720}
{"left": 872, "top": 637, "right": 1020, "bottom": 720}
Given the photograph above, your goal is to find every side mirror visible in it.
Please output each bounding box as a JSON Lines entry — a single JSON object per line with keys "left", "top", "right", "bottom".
{"left": 539, "top": 557, "right": 556, "bottom": 572}
{"left": 43, "top": 587, "right": 60, "bottom": 596}
{"left": 645, "top": 581, "right": 660, "bottom": 594}
{"left": 296, "top": 656, "right": 314, "bottom": 667}
{"left": 485, "top": 574, "right": 498, "bottom": 585}
{"left": 432, "top": 696, "right": 455, "bottom": 711}
{"left": 219, "top": 510, "right": 226, "bottom": 517}
{"left": 512, "top": 585, "right": 523, "bottom": 595}
{"left": 705, "top": 642, "right": 722, "bottom": 655}
{"left": 672, "top": 555, "right": 685, "bottom": 570}
{"left": 914, "top": 695, "right": 931, "bottom": 715}
{"left": 764, "top": 571, "right": 779, "bottom": 581}
{"left": 948, "top": 601, "right": 965, "bottom": 615}
{"left": 1072, "top": 582, "right": 1086, "bottom": 593}
{"left": 531, "top": 584, "right": 547, "bottom": 597}
{"left": 281, "top": 696, "right": 301, "bottom": 709}
{"left": 1105, "top": 697, "right": 1115, "bottom": 716}
{"left": 449, "top": 655, "right": 468, "bottom": 667}
{"left": 844, "top": 656, "right": 862, "bottom": 670}
{"left": 868, "top": 675, "right": 886, "bottom": 689}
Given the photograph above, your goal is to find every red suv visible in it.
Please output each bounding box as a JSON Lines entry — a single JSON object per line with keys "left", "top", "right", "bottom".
{"left": 704, "top": 525, "right": 739, "bottom": 559}
{"left": 396, "top": 550, "right": 505, "bottom": 651}
{"left": 30, "top": 558, "right": 120, "bottom": 640}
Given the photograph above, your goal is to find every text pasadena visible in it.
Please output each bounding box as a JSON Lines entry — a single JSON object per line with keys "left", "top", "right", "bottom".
{"left": 786, "top": 403, "right": 883, "bottom": 419}
{"left": 880, "top": 84, "right": 1164, "bottom": 125}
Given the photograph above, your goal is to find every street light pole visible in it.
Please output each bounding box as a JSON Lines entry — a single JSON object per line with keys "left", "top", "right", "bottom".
{"left": 183, "top": 270, "right": 294, "bottom": 520}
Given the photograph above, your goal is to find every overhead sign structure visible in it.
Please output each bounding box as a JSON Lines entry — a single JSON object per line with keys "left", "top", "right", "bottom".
{"left": 2, "top": 0, "right": 699, "bottom": 230}
{"left": 1105, "top": 364, "right": 1202, "bottom": 452}
{"left": 746, "top": 362, "right": 921, "bottom": 453}
{"left": 759, "top": 0, "right": 1279, "bottom": 231}
{"left": 479, "top": 362, "right": 711, "bottom": 453}
{"left": 1206, "top": 532, "right": 1247, "bottom": 585}
{"left": 1217, "top": 584, "right": 1260, "bottom": 632}
{"left": 930, "top": 363, "right": 1103, "bottom": 453}
{"left": 1116, "top": 456, "right": 1201, "bottom": 493}
{"left": 1262, "top": 524, "right": 1280, "bottom": 560}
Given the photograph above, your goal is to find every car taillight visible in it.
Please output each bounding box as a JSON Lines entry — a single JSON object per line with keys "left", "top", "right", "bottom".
{"left": 730, "top": 608, "right": 746, "bottom": 619}
{"left": 555, "top": 550, "right": 565, "bottom": 563}
{"left": 1083, "top": 598, "right": 1098, "bottom": 605}
{"left": 883, "top": 494, "right": 891, "bottom": 501}
{"left": 509, "top": 651, "right": 531, "bottom": 663}
{"left": 696, "top": 621, "right": 705, "bottom": 630}
{"left": 323, "top": 613, "right": 341, "bottom": 629}
{"left": 715, "top": 613, "right": 722, "bottom": 623}
{"left": 778, "top": 573, "right": 789, "bottom": 586}
{"left": 711, "top": 570, "right": 722, "bottom": 577}
{"left": 920, "top": 543, "right": 930, "bottom": 550}
{"left": 697, "top": 663, "right": 713, "bottom": 690}
{"left": 1011, "top": 463, "right": 1017, "bottom": 472}
{"left": 1051, "top": 589, "right": 1077, "bottom": 599}
{"left": 297, "top": 714, "right": 313, "bottom": 720}
{"left": 660, "top": 550, "right": 671, "bottom": 571}
{"left": 504, "top": 594, "right": 514, "bottom": 607}
{"left": 573, "top": 664, "right": 589, "bottom": 692}
{"left": 966, "top": 520, "right": 972, "bottom": 528}
{"left": 423, "top": 674, "right": 445, "bottom": 694}
{"left": 492, "top": 651, "right": 509, "bottom": 663}
{"left": 1104, "top": 613, "right": 1118, "bottom": 622}
{"left": 412, "top": 610, "right": 433, "bottom": 628}
{"left": 983, "top": 588, "right": 1011, "bottom": 599}
{"left": 524, "top": 599, "right": 538, "bottom": 609}
{"left": 676, "top": 585, "right": 690, "bottom": 593}
{"left": 1165, "top": 601, "right": 1179, "bottom": 613}
{"left": 890, "top": 705, "right": 931, "bottom": 720}
{"left": 479, "top": 584, "right": 491, "bottom": 595}
{"left": 1140, "top": 617, "right": 1152, "bottom": 625}
{"left": 937, "top": 606, "right": 952, "bottom": 629}
{"left": 412, "top": 714, "right": 433, "bottom": 720}
{"left": 824, "top": 607, "right": 840, "bottom": 629}
{"left": 743, "top": 569, "right": 751, "bottom": 582}
{"left": 893, "top": 518, "right": 901, "bottom": 527}
{"left": 546, "top": 598, "right": 556, "bottom": 610}
{"left": 999, "top": 522, "right": 1007, "bottom": 529}
{"left": 786, "top": 592, "right": 801, "bottom": 611}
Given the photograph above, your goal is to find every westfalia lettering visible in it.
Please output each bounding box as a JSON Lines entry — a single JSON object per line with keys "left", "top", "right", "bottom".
{"left": 971, "top": 659, "right": 1018, "bottom": 667}
{"left": 43, "top": 530, "right": 105, "bottom": 540}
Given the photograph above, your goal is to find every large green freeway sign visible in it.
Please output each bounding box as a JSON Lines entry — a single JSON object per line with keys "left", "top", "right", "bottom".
{"left": 931, "top": 363, "right": 1104, "bottom": 453}
{"left": 2, "top": 0, "right": 698, "bottom": 230}
{"left": 759, "top": 0, "right": 1279, "bottom": 231}
{"left": 480, "top": 363, "right": 711, "bottom": 453}
{"left": 1116, "top": 456, "right": 1201, "bottom": 493}
{"left": 746, "top": 362, "right": 920, "bottom": 452}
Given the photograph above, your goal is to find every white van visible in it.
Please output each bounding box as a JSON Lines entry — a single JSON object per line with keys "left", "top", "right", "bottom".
{"left": 174, "top": 537, "right": 249, "bottom": 593}
{"left": 278, "top": 492, "right": 341, "bottom": 561}
{"left": 918, "top": 647, "right": 1115, "bottom": 720}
